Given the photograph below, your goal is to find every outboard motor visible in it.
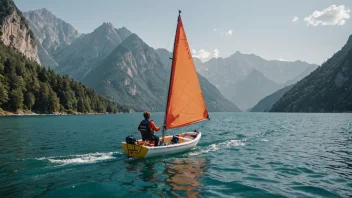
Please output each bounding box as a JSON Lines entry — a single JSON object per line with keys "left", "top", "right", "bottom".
{"left": 125, "top": 135, "right": 136, "bottom": 145}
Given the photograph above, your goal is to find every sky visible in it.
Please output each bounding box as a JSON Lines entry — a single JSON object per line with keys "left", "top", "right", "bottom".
{"left": 14, "top": 0, "right": 352, "bottom": 65}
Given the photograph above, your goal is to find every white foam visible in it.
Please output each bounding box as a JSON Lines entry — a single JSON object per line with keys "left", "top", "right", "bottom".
{"left": 37, "top": 152, "right": 119, "bottom": 166}
{"left": 188, "top": 140, "right": 245, "bottom": 156}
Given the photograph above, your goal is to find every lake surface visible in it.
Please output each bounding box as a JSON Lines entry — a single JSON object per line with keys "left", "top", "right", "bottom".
{"left": 0, "top": 112, "right": 351, "bottom": 197}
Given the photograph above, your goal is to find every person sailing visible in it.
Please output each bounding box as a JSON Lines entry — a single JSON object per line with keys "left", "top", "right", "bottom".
{"left": 138, "top": 112, "right": 161, "bottom": 146}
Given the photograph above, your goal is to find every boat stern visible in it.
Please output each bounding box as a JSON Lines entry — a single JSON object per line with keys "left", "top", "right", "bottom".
{"left": 121, "top": 142, "right": 149, "bottom": 158}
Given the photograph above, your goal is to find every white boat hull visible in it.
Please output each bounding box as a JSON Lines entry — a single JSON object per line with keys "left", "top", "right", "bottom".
{"left": 122, "top": 132, "right": 201, "bottom": 158}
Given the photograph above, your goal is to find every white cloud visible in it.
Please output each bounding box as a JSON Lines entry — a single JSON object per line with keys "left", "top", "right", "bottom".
{"left": 192, "top": 49, "right": 211, "bottom": 60}
{"left": 214, "top": 29, "right": 233, "bottom": 36}
{"left": 192, "top": 49, "right": 220, "bottom": 61}
{"left": 212, "top": 49, "right": 220, "bottom": 58}
{"left": 292, "top": 16, "right": 298, "bottom": 22}
{"left": 304, "top": 5, "right": 350, "bottom": 26}
{"left": 225, "top": 30, "right": 233, "bottom": 36}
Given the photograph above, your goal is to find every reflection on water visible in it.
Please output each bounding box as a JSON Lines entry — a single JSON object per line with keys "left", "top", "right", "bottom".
{"left": 164, "top": 158, "right": 207, "bottom": 198}
{"left": 123, "top": 157, "right": 208, "bottom": 197}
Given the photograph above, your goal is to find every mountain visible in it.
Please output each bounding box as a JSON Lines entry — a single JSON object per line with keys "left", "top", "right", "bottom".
{"left": 82, "top": 36, "right": 240, "bottom": 112}
{"left": 284, "top": 65, "right": 319, "bottom": 86}
{"left": 251, "top": 85, "right": 294, "bottom": 112}
{"left": 197, "top": 74, "right": 241, "bottom": 112}
{"left": 195, "top": 51, "right": 318, "bottom": 110}
{"left": 250, "top": 64, "right": 319, "bottom": 112}
{"left": 0, "top": 0, "right": 123, "bottom": 114}
{"left": 0, "top": 0, "right": 40, "bottom": 64}
{"left": 271, "top": 35, "right": 352, "bottom": 112}
{"left": 54, "top": 22, "right": 132, "bottom": 80}
{"left": 155, "top": 48, "right": 172, "bottom": 68}
{"left": 232, "top": 69, "right": 281, "bottom": 110}
{"left": 23, "top": 8, "right": 80, "bottom": 68}
{"left": 198, "top": 51, "right": 318, "bottom": 84}
{"left": 156, "top": 48, "right": 241, "bottom": 112}
{"left": 82, "top": 34, "right": 168, "bottom": 112}
{"left": 35, "top": 38, "right": 59, "bottom": 68}
{"left": 23, "top": 8, "right": 80, "bottom": 55}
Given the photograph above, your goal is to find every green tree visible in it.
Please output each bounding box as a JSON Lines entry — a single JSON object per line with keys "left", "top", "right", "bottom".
{"left": 0, "top": 83, "right": 9, "bottom": 106}
{"left": 0, "top": 62, "right": 4, "bottom": 74}
{"left": 77, "top": 98, "right": 85, "bottom": 113}
{"left": 9, "top": 88, "right": 23, "bottom": 110}
{"left": 48, "top": 89, "right": 60, "bottom": 113}
{"left": 25, "top": 92, "right": 35, "bottom": 110}
{"left": 39, "top": 82, "right": 50, "bottom": 113}
{"left": 83, "top": 97, "right": 91, "bottom": 113}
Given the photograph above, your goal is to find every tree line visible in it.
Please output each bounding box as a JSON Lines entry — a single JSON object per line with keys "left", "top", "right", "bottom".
{"left": 0, "top": 42, "right": 128, "bottom": 114}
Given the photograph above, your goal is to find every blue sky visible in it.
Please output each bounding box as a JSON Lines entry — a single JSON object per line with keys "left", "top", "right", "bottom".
{"left": 14, "top": 0, "right": 352, "bottom": 65}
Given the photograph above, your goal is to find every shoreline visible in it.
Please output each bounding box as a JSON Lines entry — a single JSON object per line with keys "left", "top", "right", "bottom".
{"left": 0, "top": 110, "right": 121, "bottom": 117}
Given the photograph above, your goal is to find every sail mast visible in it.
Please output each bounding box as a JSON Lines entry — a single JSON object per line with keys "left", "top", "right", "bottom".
{"left": 161, "top": 10, "right": 182, "bottom": 144}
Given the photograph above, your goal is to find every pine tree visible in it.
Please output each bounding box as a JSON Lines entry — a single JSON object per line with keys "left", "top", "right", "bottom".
{"left": 9, "top": 88, "right": 23, "bottom": 110}
{"left": 25, "top": 92, "right": 35, "bottom": 110}
{"left": 0, "top": 83, "right": 8, "bottom": 106}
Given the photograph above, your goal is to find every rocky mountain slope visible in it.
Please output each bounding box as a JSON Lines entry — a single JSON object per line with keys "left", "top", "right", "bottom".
{"left": 23, "top": 8, "right": 80, "bottom": 55}
{"left": 0, "top": 0, "right": 123, "bottom": 114}
{"left": 82, "top": 34, "right": 241, "bottom": 112}
{"left": 54, "top": 23, "right": 131, "bottom": 80}
{"left": 0, "top": 0, "right": 40, "bottom": 64}
{"left": 23, "top": 8, "right": 80, "bottom": 68}
{"left": 82, "top": 34, "right": 167, "bottom": 112}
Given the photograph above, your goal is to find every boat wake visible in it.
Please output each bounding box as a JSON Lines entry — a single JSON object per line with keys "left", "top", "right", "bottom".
{"left": 36, "top": 152, "right": 121, "bottom": 166}
{"left": 187, "top": 140, "right": 245, "bottom": 156}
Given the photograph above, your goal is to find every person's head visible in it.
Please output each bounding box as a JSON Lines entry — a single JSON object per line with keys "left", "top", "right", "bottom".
{"left": 143, "top": 111, "right": 150, "bottom": 119}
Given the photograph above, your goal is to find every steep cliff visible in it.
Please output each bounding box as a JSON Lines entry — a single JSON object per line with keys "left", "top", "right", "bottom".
{"left": 0, "top": 0, "right": 40, "bottom": 64}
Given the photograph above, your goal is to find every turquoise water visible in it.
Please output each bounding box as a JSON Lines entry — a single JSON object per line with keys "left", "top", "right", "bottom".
{"left": 0, "top": 113, "right": 351, "bottom": 197}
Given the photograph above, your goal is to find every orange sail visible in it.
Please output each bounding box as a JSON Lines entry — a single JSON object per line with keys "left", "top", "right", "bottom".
{"left": 164, "top": 13, "right": 209, "bottom": 130}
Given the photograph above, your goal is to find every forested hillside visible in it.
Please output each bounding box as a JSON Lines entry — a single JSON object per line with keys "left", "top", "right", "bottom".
{"left": 0, "top": 42, "right": 123, "bottom": 114}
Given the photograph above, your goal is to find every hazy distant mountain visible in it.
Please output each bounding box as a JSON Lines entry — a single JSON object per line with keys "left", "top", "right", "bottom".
{"left": 156, "top": 49, "right": 241, "bottom": 112}
{"left": 200, "top": 51, "right": 317, "bottom": 84}
{"left": 250, "top": 65, "right": 319, "bottom": 112}
{"left": 251, "top": 85, "right": 294, "bottom": 112}
{"left": 271, "top": 35, "right": 352, "bottom": 112}
{"left": 54, "top": 22, "right": 132, "bottom": 80}
{"left": 23, "top": 8, "right": 80, "bottom": 67}
{"left": 195, "top": 51, "right": 318, "bottom": 110}
{"left": 284, "top": 65, "right": 319, "bottom": 86}
{"left": 232, "top": 69, "right": 281, "bottom": 110}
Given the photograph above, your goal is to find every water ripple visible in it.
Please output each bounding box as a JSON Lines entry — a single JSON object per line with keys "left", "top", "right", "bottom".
{"left": 0, "top": 113, "right": 351, "bottom": 197}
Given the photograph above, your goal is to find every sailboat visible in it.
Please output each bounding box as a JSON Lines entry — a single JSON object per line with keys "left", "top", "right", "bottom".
{"left": 122, "top": 10, "right": 209, "bottom": 158}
